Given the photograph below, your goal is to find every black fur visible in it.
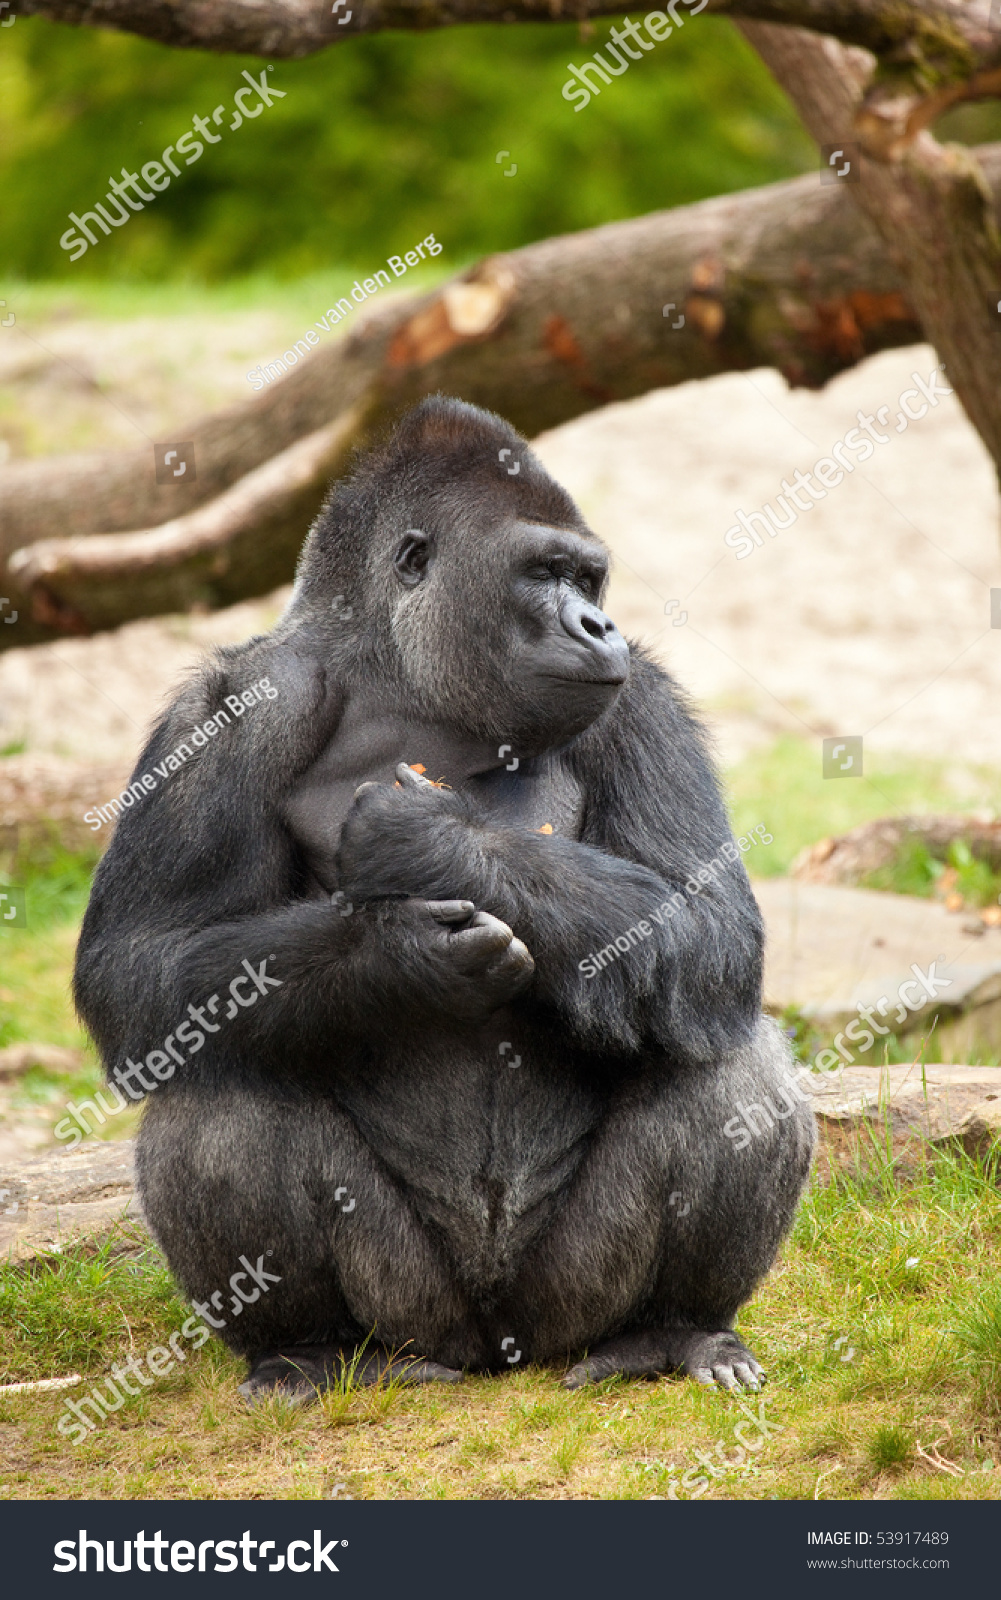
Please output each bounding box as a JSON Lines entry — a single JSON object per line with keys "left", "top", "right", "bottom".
{"left": 74, "top": 396, "right": 813, "bottom": 1396}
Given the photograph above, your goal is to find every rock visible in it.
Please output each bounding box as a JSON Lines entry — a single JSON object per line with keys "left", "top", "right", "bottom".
{"left": 806, "top": 1062, "right": 1001, "bottom": 1139}
{"left": 755, "top": 878, "right": 1001, "bottom": 1057}
{"left": 0, "top": 1138, "right": 141, "bottom": 1263}
{"left": 790, "top": 814, "right": 1001, "bottom": 887}
{"left": 0, "top": 1043, "right": 83, "bottom": 1080}
{"left": 933, "top": 1098, "right": 1001, "bottom": 1161}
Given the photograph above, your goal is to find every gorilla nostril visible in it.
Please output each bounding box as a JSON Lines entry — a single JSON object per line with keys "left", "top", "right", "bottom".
{"left": 580, "top": 614, "right": 604, "bottom": 640}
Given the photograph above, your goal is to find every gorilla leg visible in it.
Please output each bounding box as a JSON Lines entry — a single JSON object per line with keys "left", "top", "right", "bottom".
{"left": 135, "top": 1077, "right": 478, "bottom": 1398}
{"left": 508, "top": 1016, "right": 814, "bottom": 1387}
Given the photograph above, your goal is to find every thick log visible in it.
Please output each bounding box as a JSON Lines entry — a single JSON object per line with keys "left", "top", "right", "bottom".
{"left": 1, "top": 165, "right": 931, "bottom": 642}
{"left": 9, "top": 411, "right": 367, "bottom": 634}
{"left": 13, "top": 0, "right": 998, "bottom": 73}
{"left": 17, "top": 0, "right": 1001, "bottom": 151}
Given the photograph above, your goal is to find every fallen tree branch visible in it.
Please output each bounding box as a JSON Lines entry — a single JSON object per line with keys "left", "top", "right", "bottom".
{"left": 17, "top": 0, "right": 1001, "bottom": 152}
{"left": 9, "top": 409, "right": 368, "bottom": 633}
{"left": 1, "top": 164, "right": 931, "bottom": 642}
{"left": 13, "top": 0, "right": 998, "bottom": 70}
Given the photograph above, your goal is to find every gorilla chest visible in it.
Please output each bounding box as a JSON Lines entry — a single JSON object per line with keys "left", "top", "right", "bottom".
{"left": 285, "top": 724, "right": 584, "bottom": 890}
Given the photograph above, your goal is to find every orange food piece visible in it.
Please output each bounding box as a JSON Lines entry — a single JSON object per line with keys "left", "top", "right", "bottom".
{"left": 410, "top": 763, "right": 427, "bottom": 773}
{"left": 537, "top": 823, "right": 554, "bottom": 834}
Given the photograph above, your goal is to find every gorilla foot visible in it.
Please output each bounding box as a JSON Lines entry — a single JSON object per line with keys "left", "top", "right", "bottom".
{"left": 238, "top": 1343, "right": 463, "bottom": 1407}
{"left": 562, "top": 1330, "right": 764, "bottom": 1392}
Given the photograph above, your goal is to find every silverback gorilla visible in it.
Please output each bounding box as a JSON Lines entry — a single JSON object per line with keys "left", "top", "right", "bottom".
{"left": 74, "top": 397, "right": 813, "bottom": 1401}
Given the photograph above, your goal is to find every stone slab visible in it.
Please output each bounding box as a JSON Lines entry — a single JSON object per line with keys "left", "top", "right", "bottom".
{"left": 754, "top": 878, "right": 1001, "bottom": 1052}
{"left": 0, "top": 1138, "right": 140, "bottom": 1264}
{"left": 807, "top": 1062, "right": 1001, "bottom": 1140}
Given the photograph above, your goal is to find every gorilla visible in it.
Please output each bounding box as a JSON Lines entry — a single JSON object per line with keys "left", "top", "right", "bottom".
{"left": 74, "top": 396, "right": 813, "bottom": 1401}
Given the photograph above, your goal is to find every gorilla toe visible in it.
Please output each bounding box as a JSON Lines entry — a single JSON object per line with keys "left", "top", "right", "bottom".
{"left": 563, "top": 1329, "right": 764, "bottom": 1391}
{"left": 239, "top": 1343, "right": 462, "bottom": 1406}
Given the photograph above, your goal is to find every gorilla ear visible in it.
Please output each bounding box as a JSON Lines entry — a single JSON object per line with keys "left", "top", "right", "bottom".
{"left": 394, "top": 529, "right": 434, "bottom": 588}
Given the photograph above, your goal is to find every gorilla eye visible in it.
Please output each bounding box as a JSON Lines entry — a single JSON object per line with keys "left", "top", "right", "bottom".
{"left": 394, "top": 530, "right": 433, "bottom": 587}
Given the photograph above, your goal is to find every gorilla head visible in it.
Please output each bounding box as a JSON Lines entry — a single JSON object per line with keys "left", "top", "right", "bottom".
{"left": 285, "top": 396, "right": 630, "bottom": 753}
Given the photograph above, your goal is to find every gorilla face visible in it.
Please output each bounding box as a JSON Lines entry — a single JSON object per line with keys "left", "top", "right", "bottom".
{"left": 391, "top": 516, "right": 630, "bottom": 751}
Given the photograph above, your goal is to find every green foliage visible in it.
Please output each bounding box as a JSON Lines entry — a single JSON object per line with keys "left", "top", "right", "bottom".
{"left": 0, "top": 836, "right": 100, "bottom": 934}
{"left": 862, "top": 835, "right": 944, "bottom": 899}
{"left": 863, "top": 836, "right": 1001, "bottom": 908}
{"left": 725, "top": 736, "right": 1001, "bottom": 879}
{"left": 778, "top": 1004, "right": 821, "bottom": 1066}
{"left": 0, "top": 17, "right": 814, "bottom": 282}
{"left": 0, "top": 841, "right": 100, "bottom": 1061}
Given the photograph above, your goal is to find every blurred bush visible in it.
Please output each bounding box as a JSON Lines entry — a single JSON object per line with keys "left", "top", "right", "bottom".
{"left": 0, "top": 16, "right": 814, "bottom": 282}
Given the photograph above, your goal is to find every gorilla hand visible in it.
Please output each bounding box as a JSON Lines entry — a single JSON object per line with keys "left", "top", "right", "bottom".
{"left": 337, "top": 764, "right": 477, "bottom": 904}
{"left": 403, "top": 900, "right": 534, "bottom": 1022}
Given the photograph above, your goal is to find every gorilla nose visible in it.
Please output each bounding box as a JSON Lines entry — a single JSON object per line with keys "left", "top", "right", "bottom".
{"left": 561, "top": 595, "right": 630, "bottom": 681}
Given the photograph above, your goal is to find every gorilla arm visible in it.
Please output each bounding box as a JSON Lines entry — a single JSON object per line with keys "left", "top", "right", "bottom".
{"left": 336, "top": 654, "right": 763, "bottom": 1063}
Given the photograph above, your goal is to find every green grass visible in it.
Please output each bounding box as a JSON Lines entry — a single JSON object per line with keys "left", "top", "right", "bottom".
{"left": 0, "top": 266, "right": 448, "bottom": 325}
{"left": 0, "top": 835, "right": 108, "bottom": 1136}
{"left": 0, "top": 1224, "right": 184, "bottom": 1385}
{"left": 0, "top": 1141, "right": 998, "bottom": 1499}
{"left": 725, "top": 735, "right": 1001, "bottom": 880}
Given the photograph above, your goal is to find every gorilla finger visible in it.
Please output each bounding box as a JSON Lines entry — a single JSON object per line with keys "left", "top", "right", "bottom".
{"left": 733, "top": 1363, "right": 760, "bottom": 1391}
{"left": 485, "top": 936, "right": 535, "bottom": 981}
{"left": 395, "top": 762, "right": 434, "bottom": 790}
{"left": 352, "top": 780, "right": 384, "bottom": 802}
{"left": 425, "top": 900, "right": 477, "bottom": 924}
{"left": 692, "top": 1367, "right": 716, "bottom": 1388}
{"left": 449, "top": 918, "right": 516, "bottom": 970}
{"left": 712, "top": 1364, "right": 740, "bottom": 1392}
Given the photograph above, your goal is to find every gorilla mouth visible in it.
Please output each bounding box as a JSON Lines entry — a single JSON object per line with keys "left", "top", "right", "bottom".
{"left": 542, "top": 671, "right": 628, "bottom": 687}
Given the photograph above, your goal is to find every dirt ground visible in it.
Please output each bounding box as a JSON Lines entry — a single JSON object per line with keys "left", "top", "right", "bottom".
{"left": 0, "top": 307, "right": 999, "bottom": 774}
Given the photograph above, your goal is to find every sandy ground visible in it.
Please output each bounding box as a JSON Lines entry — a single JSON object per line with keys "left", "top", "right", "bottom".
{"left": 1, "top": 331, "right": 1000, "bottom": 773}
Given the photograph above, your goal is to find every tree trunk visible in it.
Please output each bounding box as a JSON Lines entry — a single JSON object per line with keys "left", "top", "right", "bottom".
{"left": 739, "top": 22, "right": 1001, "bottom": 486}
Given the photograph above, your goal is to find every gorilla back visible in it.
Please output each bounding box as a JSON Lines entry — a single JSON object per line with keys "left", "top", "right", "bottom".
{"left": 74, "top": 396, "right": 813, "bottom": 1401}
